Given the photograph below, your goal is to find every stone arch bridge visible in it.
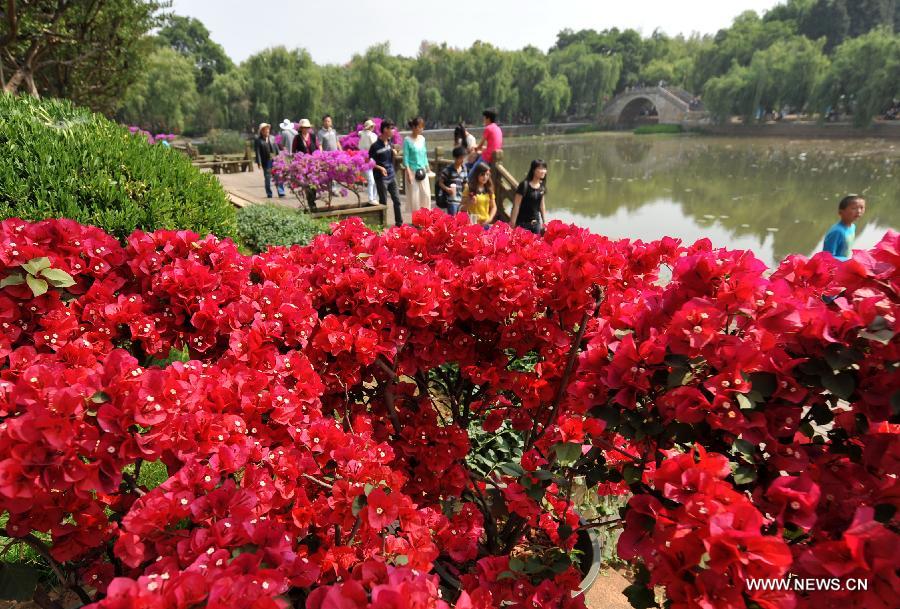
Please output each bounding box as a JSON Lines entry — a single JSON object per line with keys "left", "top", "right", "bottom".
{"left": 600, "top": 86, "right": 703, "bottom": 126}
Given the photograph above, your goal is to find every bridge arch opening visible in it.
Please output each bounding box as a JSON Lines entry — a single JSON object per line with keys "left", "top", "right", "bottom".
{"left": 617, "top": 97, "right": 658, "bottom": 127}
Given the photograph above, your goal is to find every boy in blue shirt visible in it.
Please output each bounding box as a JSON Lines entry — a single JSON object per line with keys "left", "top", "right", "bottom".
{"left": 822, "top": 194, "right": 866, "bottom": 261}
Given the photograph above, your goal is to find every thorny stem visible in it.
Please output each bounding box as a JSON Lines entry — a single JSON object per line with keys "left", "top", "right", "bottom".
{"left": 376, "top": 356, "right": 403, "bottom": 435}
{"left": 527, "top": 288, "right": 603, "bottom": 449}
{"left": 0, "top": 528, "right": 92, "bottom": 605}
{"left": 121, "top": 472, "right": 146, "bottom": 497}
{"left": 301, "top": 473, "right": 333, "bottom": 490}
{"left": 577, "top": 517, "right": 624, "bottom": 531}
{"left": 345, "top": 515, "right": 362, "bottom": 545}
{"left": 592, "top": 436, "right": 642, "bottom": 463}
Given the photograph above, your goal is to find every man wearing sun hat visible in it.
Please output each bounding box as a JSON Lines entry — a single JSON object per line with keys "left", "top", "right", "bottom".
{"left": 358, "top": 119, "right": 379, "bottom": 202}
{"left": 253, "top": 122, "right": 284, "bottom": 198}
{"left": 291, "top": 118, "right": 317, "bottom": 155}
{"left": 279, "top": 118, "right": 297, "bottom": 153}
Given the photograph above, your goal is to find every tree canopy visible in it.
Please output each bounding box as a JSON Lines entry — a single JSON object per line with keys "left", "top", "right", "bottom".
{"left": 1, "top": 0, "right": 162, "bottom": 114}
{"left": 6, "top": 0, "right": 896, "bottom": 131}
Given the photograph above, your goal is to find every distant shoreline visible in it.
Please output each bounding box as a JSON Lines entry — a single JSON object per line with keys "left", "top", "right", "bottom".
{"left": 419, "top": 120, "right": 900, "bottom": 142}
{"left": 685, "top": 120, "right": 900, "bottom": 140}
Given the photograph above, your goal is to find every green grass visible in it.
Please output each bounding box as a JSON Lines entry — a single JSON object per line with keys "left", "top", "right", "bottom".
{"left": 633, "top": 124, "right": 684, "bottom": 135}
{"left": 563, "top": 124, "right": 612, "bottom": 135}
{"left": 136, "top": 460, "right": 169, "bottom": 491}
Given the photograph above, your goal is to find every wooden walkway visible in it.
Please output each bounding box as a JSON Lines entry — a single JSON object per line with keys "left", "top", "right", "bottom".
{"left": 214, "top": 170, "right": 414, "bottom": 224}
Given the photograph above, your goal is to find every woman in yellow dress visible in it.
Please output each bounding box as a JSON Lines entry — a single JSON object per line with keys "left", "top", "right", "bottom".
{"left": 462, "top": 163, "right": 496, "bottom": 228}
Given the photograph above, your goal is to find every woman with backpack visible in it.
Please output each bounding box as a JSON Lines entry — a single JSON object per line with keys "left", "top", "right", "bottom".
{"left": 509, "top": 159, "right": 548, "bottom": 234}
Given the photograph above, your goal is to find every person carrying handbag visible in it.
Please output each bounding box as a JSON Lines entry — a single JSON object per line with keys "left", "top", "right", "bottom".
{"left": 510, "top": 159, "right": 549, "bottom": 235}
{"left": 403, "top": 117, "right": 431, "bottom": 212}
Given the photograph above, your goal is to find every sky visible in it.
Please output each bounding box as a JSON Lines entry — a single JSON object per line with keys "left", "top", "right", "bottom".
{"left": 168, "top": 0, "right": 785, "bottom": 65}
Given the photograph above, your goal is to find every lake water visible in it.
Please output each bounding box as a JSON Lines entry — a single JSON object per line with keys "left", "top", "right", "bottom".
{"left": 500, "top": 133, "right": 898, "bottom": 269}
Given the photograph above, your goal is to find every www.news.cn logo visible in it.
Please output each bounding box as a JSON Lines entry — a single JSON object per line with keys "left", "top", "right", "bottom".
{"left": 746, "top": 577, "right": 869, "bottom": 592}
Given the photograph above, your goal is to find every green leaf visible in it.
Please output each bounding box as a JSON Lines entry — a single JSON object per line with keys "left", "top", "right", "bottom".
{"left": 498, "top": 462, "right": 525, "bottom": 477}
{"left": 667, "top": 422, "right": 695, "bottom": 444}
{"left": 664, "top": 354, "right": 690, "bottom": 367}
{"left": 623, "top": 582, "right": 658, "bottom": 609}
{"left": 90, "top": 391, "right": 110, "bottom": 404}
{"left": 667, "top": 367, "right": 692, "bottom": 388}
{"left": 747, "top": 372, "right": 777, "bottom": 398}
{"left": 733, "top": 465, "right": 757, "bottom": 485}
{"left": 859, "top": 328, "right": 895, "bottom": 345}
{"left": 25, "top": 274, "right": 48, "bottom": 297}
{"left": 0, "top": 273, "right": 25, "bottom": 288}
{"left": 733, "top": 438, "right": 756, "bottom": 457}
{"left": 557, "top": 523, "right": 574, "bottom": 540}
{"left": 782, "top": 524, "right": 807, "bottom": 542}
{"left": 40, "top": 267, "right": 76, "bottom": 288}
{"left": 622, "top": 464, "right": 643, "bottom": 485}
{"left": 735, "top": 393, "right": 755, "bottom": 411}
{"left": 352, "top": 495, "right": 366, "bottom": 516}
{"left": 590, "top": 405, "right": 620, "bottom": 428}
{"left": 868, "top": 315, "right": 889, "bottom": 332}
{"left": 552, "top": 442, "right": 582, "bottom": 466}
{"left": 21, "top": 257, "right": 51, "bottom": 275}
{"left": 550, "top": 555, "right": 572, "bottom": 574}
{"left": 508, "top": 557, "right": 525, "bottom": 572}
{"left": 874, "top": 503, "right": 897, "bottom": 524}
{"left": 394, "top": 555, "right": 409, "bottom": 566}
{"left": 824, "top": 345, "right": 863, "bottom": 370}
{"left": 525, "top": 484, "right": 546, "bottom": 502}
{"left": 809, "top": 403, "right": 834, "bottom": 425}
{"left": 821, "top": 371, "right": 856, "bottom": 400}
{"left": 524, "top": 557, "right": 546, "bottom": 574}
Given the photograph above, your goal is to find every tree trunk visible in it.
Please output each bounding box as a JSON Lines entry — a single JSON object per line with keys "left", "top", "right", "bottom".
{"left": 23, "top": 69, "right": 38, "bottom": 96}
{"left": 3, "top": 67, "right": 27, "bottom": 93}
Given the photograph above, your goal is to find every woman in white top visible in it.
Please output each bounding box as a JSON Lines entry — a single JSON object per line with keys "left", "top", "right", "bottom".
{"left": 402, "top": 116, "right": 431, "bottom": 212}
{"left": 358, "top": 119, "right": 379, "bottom": 202}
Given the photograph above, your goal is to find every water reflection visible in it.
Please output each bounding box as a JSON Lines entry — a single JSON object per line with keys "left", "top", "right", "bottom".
{"left": 502, "top": 134, "right": 898, "bottom": 268}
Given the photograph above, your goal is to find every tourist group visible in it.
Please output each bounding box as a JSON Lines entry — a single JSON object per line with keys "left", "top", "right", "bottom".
{"left": 254, "top": 108, "right": 547, "bottom": 234}
{"left": 255, "top": 109, "right": 867, "bottom": 262}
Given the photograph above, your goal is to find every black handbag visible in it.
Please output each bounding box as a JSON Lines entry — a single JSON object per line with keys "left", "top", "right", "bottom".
{"left": 415, "top": 168, "right": 426, "bottom": 181}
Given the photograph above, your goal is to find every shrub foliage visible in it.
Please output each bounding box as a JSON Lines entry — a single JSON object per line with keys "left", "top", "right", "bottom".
{"left": 0, "top": 95, "right": 236, "bottom": 240}
{"left": 236, "top": 204, "right": 332, "bottom": 253}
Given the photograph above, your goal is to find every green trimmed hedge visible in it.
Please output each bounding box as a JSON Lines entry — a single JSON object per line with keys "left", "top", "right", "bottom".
{"left": 236, "top": 204, "right": 332, "bottom": 253}
{"left": 633, "top": 124, "right": 683, "bottom": 135}
{"left": 0, "top": 94, "right": 236, "bottom": 239}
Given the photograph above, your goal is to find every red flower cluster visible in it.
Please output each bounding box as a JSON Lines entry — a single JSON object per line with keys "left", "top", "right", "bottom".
{"left": 0, "top": 213, "right": 897, "bottom": 609}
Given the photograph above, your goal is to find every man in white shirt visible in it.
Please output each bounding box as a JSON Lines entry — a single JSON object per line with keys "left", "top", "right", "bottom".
{"left": 279, "top": 119, "right": 297, "bottom": 153}
{"left": 358, "top": 119, "right": 379, "bottom": 202}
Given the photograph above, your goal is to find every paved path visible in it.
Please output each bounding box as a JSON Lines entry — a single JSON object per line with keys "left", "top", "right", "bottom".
{"left": 584, "top": 569, "right": 633, "bottom": 609}
{"left": 214, "top": 170, "right": 414, "bottom": 224}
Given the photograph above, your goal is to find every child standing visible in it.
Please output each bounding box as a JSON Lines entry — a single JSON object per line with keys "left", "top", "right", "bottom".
{"left": 822, "top": 194, "right": 866, "bottom": 261}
